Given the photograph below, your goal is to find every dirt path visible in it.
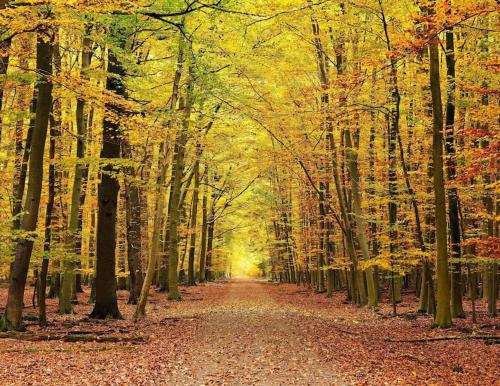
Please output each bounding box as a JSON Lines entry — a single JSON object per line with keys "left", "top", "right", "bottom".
{"left": 178, "top": 280, "right": 345, "bottom": 385}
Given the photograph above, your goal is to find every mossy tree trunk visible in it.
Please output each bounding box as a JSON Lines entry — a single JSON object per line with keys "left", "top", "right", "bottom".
{"left": 429, "top": 25, "right": 452, "bottom": 328}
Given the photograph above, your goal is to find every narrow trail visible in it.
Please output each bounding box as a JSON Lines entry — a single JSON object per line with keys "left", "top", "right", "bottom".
{"left": 179, "top": 280, "right": 345, "bottom": 385}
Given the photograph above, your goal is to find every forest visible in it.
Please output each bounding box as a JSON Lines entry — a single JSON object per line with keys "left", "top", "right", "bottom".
{"left": 0, "top": 0, "right": 498, "bottom": 384}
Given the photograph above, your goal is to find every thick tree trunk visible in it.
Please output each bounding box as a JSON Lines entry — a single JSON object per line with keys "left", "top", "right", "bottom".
{"left": 89, "top": 48, "right": 126, "bottom": 320}
{"left": 1, "top": 34, "right": 53, "bottom": 331}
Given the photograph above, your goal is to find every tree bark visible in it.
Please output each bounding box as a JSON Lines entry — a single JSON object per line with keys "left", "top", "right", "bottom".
{"left": 1, "top": 33, "right": 53, "bottom": 331}
{"left": 187, "top": 160, "right": 200, "bottom": 285}
{"left": 199, "top": 171, "right": 209, "bottom": 283}
{"left": 0, "top": 0, "right": 11, "bottom": 145}
{"left": 38, "top": 91, "right": 60, "bottom": 326}
{"left": 206, "top": 210, "right": 215, "bottom": 282}
{"left": 89, "top": 47, "right": 126, "bottom": 320}
{"left": 429, "top": 25, "right": 452, "bottom": 328}
{"left": 123, "top": 142, "right": 143, "bottom": 304}
{"left": 444, "top": 27, "right": 464, "bottom": 318}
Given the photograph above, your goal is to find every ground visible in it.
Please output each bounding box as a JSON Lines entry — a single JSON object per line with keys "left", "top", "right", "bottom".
{"left": 0, "top": 280, "right": 498, "bottom": 385}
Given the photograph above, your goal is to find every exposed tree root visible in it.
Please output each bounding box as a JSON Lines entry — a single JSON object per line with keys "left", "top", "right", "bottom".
{"left": 385, "top": 335, "right": 499, "bottom": 344}
{"left": 0, "top": 332, "right": 147, "bottom": 343}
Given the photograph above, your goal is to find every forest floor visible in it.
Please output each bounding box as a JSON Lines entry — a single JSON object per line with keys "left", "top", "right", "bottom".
{"left": 0, "top": 279, "right": 498, "bottom": 385}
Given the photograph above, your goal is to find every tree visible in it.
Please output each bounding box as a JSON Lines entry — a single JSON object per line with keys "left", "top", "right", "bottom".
{"left": 429, "top": 9, "right": 451, "bottom": 328}
{"left": 89, "top": 41, "right": 127, "bottom": 319}
{"left": 1, "top": 30, "right": 53, "bottom": 331}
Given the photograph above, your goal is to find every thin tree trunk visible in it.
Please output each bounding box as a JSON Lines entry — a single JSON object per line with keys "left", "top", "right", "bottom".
{"left": 38, "top": 99, "right": 59, "bottom": 326}
{"left": 206, "top": 210, "right": 215, "bottom": 282}
{"left": 429, "top": 21, "right": 452, "bottom": 328}
{"left": 0, "top": 0, "right": 11, "bottom": 145}
{"left": 199, "top": 170, "right": 209, "bottom": 283}
{"left": 123, "top": 142, "right": 143, "bottom": 304}
{"left": 444, "top": 27, "right": 464, "bottom": 318}
{"left": 187, "top": 159, "right": 200, "bottom": 285}
{"left": 134, "top": 152, "right": 168, "bottom": 318}
{"left": 380, "top": 0, "right": 400, "bottom": 315}
{"left": 12, "top": 91, "right": 37, "bottom": 231}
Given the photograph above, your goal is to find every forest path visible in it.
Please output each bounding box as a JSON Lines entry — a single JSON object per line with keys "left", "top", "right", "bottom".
{"left": 1, "top": 280, "right": 498, "bottom": 385}
{"left": 0, "top": 280, "right": 346, "bottom": 386}
{"left": 175, "top": 279, "right": 346, "bottom": 385}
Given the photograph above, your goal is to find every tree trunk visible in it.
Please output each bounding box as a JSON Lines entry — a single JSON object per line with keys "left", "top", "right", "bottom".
{"left": 199, "top": 171, "right": 209, "bottom": 283}
{"left": 380, "top": 2, "right": 401, "bottom": 315}
{"left": 429, "top": 28, "right": 451, "bottom": 328}
{"left": 158, "top": 186, "right": 173, "bottom": 291}
{"left": 166, "top": 39, "right": 193, "bottom": 300}
{"left": 206, "top": 211, "right": 215, "bottom": 282}
{"left": 89, "top": 47, "right": 126, "bottom": 320}
{"left": 123, "top": 142, "right": 143, "bottom": 304}
{"left": 345, "top": 128, "right": 377, "bottom": 306}
{"left": 12, "top": 91, "right": 36, "bottom": 231}
{"left": 0, "top": 0, "right": 11, "bottom": 144}
{"left": 38, "top": 94, "right": 59, "bottom": 326}
{"left": 187, "top": 160, "right": 200, "bottom": 285}
{"left": 1, "top": 34, "right": 53, "bottom": 331}
{"left": 444, "top": 28, "right": 464, "bottom": 318}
